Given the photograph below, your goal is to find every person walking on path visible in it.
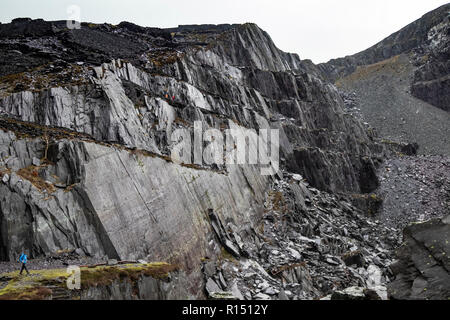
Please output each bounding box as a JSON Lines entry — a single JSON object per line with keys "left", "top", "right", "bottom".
{"left": 18, "top": 252, "right": 30, "bottom": 275}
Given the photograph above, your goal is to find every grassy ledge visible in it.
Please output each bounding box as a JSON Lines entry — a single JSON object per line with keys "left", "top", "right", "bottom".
{"left": 0, "top": 262, "right": 178, "bottom": 300}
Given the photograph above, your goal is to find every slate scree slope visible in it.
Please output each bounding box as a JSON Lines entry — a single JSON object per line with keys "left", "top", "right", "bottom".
{"left": 0, "top": 4, "right": 448, "bottom": 300}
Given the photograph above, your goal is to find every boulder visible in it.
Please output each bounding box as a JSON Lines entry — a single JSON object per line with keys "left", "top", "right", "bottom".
{"left": 388, "top": 216, "right": 450, "bottom": 300}
{"left": 253, "top": 292, "right": 271, "bottom": 300}
{"left": 107, "top": 259, "right": 118, "bottom": 266}
{"left": 205, "top": 278, "right": 221, "bottom": 297}
{"left": 32, "top": 157, "right": 41, "bottom": 166}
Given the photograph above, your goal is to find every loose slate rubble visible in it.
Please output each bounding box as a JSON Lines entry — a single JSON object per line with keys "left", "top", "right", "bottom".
{"left": 202, "top": 170, "right": 400, "bottom": 300}
{"left": 377, "top": 155, "right": 450, "bottom": 230}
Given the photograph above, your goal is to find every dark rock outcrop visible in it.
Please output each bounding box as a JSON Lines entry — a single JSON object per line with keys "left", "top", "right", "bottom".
{"left": 410, "top": 12, "right": 450, "bottom": 111}
{"left": 388, "top": 216, "right": 450, "bottom": 300}
{"left": 318, "top": 4, "right": 450, "bottom": 156}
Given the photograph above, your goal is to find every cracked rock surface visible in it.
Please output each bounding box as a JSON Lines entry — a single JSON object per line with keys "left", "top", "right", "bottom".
{"left": 0, "top": 11, "right": 448, "bottom": 300}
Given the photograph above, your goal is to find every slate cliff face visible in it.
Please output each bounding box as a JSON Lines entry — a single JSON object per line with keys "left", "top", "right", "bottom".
{"left": 0, "top": 19, "right": 394, "bottom": 299}
{"left": 388, "top": 216, "right": 450, "bottom": 300}
{"left": 0, "top": 19, "right": 386, "bottom": 292}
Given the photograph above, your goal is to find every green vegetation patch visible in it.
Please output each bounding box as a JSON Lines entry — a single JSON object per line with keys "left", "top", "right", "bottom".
{"left": 0, "top": 262, "right": 178, "bottom": 300}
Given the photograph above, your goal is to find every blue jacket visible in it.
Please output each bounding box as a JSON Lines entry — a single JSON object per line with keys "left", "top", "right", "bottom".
{"left": 19, "top": 253, "right": 27, "bottom": 264}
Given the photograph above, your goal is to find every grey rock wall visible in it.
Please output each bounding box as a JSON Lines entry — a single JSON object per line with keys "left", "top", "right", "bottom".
{"left": 0, "top": 20, "right": 387, "bottom": 297}
{"left": 80, "top": 271, "right": 194, "bottom": 300}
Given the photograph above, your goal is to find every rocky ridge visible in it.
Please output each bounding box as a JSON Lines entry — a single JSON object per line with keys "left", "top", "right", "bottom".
{"left": 318, "top": 4, "right": 450, "bottom": 155}
{"left": 319, "top": 3, "right": 449, "bottom": 105}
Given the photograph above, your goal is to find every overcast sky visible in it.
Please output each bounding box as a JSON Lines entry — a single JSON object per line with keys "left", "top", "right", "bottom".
{"left": 1, "top": 0, "right": 448, "bottom": 63}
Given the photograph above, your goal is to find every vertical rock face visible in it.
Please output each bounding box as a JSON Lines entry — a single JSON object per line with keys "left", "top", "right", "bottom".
{"left": 0, "top": 19, "right": 386, "bottom": 298}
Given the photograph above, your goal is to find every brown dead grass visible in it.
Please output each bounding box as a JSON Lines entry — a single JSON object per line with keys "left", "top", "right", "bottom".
{"left": 270, "top": 262, "right": 307, "bottom": 276}
{"left": 174, "top": 117, "right": 191, "bottom": 126}
{"left": 80, "top": 263, "right": 179, "bottom": 289}
{"left": 269, "top": 191, "right": 288, "bottom": 213}
{"left": 17, "top": 165, "right": 56, "bottom": 193}
{"left": 0, "top": 64, "right": 89, "bottom": 96}
{"left": 0, "top": 286, "right": 52, "bottom": 300}
{"left": 336, "top": 55, "right": 405, "bottom": 87}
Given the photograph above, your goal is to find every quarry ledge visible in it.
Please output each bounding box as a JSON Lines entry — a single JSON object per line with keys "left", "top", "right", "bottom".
{"left": 0, "top": 262, "right": 179, "bottom": 300}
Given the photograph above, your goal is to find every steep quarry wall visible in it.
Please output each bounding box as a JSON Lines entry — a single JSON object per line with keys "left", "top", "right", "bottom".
{"left": 0, "top": 20, "right": 389, "bottom": 298}
{"left": 318, "top": 4, "right": 449, "bottom": 88}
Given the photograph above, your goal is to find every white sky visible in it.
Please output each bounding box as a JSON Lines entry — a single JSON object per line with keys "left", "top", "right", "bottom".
{"left": 1, "top": 0, "right": 448, "bottom": 63}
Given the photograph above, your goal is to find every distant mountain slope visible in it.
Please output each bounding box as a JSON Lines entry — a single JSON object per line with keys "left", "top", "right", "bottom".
{"left": 319, "top": 4, "right": 450, "bottom": 155}
{"left": 336, "top": 54, "right": 450, "bottom": 155}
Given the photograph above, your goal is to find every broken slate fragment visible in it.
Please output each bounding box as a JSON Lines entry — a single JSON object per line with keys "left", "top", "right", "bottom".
{"left": 253, "top": 292, "right": 271, "bottom": 300}
{"left": 342, "top": 250, "right": 365, "bottom": 268}
{"left": 331, "top": 286, "right": 381, "bottom": 300}
{"left": 205, "top": 278, "right": 221, "bottom": 297}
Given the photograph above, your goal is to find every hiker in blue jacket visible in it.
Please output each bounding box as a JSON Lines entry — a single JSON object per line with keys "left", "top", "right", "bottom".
{"left": 18, "top": 252, "right": 30, "bottom": 275}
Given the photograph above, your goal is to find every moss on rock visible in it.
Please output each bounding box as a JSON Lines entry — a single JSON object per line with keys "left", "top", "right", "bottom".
{"left": 0, "top": 262, "right": 178, "bottom": 300}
